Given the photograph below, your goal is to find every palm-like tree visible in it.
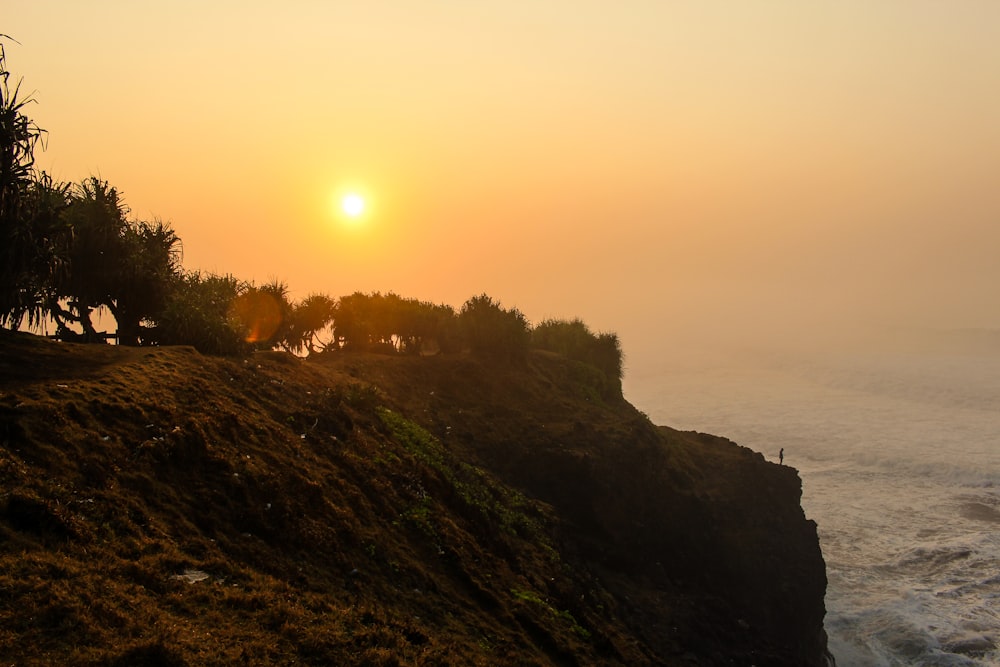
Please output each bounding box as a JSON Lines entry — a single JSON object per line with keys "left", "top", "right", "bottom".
{"left": 0, "top": 40, "right": 70, "bottom": 330}
{"left": 49, "top": 178, "right": 129, "bottom": 339}
{"left": 111, "top": 219, "right": 182, "bottom": 345}
{"left": 284, "top": 293, "right": 336, "bottom": 355}
{"left": 42, "top": 178, "right": 182, "bottom": 343}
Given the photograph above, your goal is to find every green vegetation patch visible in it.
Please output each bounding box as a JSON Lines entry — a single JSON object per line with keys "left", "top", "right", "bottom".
{"left": 376, "top": 407, "right": 546, "bottom": 541}
{"left": 376, "top": 406, "right": 444, "bottom": 468}
{"left": 510, "top": 588, "right": 591, "bottom": 640}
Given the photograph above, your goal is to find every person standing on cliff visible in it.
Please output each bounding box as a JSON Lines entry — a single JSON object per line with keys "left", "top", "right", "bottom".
{"left": 779, "top": 448, "right": 784, "bottom": 465}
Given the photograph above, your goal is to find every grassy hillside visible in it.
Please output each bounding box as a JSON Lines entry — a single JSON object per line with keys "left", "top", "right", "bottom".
{"left": 0, "top": 330, "right": 828, "bottom": 665}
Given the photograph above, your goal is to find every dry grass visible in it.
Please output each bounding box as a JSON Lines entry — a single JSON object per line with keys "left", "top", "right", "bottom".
{"left": 0, "top": 330, "right": 827, "bottom": 666}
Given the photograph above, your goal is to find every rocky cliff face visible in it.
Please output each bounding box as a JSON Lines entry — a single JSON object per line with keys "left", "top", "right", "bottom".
{"left": 0, "top": 331, "right": 830, "bottom": 665}
{"left": 358, "top": 349, "right": 832, "bottom": 665}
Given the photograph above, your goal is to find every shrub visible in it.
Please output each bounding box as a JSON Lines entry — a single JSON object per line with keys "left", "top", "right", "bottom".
{"left": 154, "top": 271, "right": 250, "bottom": 355}
{"left": 532, "top": 318, "right": 623, "bottom": 398}
{"left": 459, "top": 293, "right": 530, "bottom": 363}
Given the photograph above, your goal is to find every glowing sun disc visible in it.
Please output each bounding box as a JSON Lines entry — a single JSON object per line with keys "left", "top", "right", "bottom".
{"left": 341, "top": 193, "right": 365, "bottom": 217}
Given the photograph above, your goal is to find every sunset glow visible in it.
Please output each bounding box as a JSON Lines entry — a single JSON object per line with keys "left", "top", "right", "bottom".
{"left": 6, "top": 1, "right": 1000, "bottom": 357}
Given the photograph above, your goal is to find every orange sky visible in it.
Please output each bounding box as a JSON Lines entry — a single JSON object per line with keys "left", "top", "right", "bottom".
{"left": 7, "top": 2, "right": 1000, "bottom": 367}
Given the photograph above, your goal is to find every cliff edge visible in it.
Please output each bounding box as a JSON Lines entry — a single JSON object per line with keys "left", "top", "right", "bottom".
{"left": 0, "top": 331, "right": 829, "bottom": 665}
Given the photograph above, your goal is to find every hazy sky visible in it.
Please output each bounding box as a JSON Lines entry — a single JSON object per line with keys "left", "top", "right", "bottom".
{"left": 7, "top": 1, "right": 1000, "bottom": 365}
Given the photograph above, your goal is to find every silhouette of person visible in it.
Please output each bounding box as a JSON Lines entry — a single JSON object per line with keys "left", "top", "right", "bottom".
{"left": 779, "top": 448, "right": 784, "bottom": 465}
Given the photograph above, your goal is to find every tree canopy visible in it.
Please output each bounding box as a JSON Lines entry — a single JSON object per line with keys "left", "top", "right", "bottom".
{"left": 0, "top": 41, "right": 68, "bottom": 330}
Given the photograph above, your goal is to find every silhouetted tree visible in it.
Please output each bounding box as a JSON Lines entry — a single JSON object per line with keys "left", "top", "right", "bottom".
{"left": 330, "top": 291, "right": 461, "bottom": 354}
{"left": 429, "top": 302, "right": 463, "bottom": 354}
{"left": 155, "top": 271, "right": 250, "bottom": 355}
{"left": 532, "top": 318, "right": 624, "bottom": 398}
{"left": 284, "top": 293, "right": 336, "bottom": 355}
{"left": 0, "top": 43, "right": 72, "bottom": 329}
{"left": 0, "top": 174, "right": 72, "bottom": 330}
{"left": 48, "top": 178, "right": 125, "bottom": 339}
{"left": 45, "top": 178, "right": 181, "bottom": 343}
{"left": 111, "top": 219, "right": 182, "bottom": 345}
{"left": 411, "top": 301, "right": 461, "bottom": 354}
{"left": 532, "top": 318, "right": 593, "bottom": 358}
{"left": 591, "top": 331, "right": 624, "bottom": 388}
{"left": 228, "top": 279, "right": 293, "bottom": 351}
{"left": 459, "top": 293, "right": 530, "bottom": 362}
{"left": 332, "top": 292, "right": 374, "bottom": 351}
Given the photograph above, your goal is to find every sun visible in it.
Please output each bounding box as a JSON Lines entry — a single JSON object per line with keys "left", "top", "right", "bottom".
{"left": 341, "top": 193, "right": 365, "bottom": 218}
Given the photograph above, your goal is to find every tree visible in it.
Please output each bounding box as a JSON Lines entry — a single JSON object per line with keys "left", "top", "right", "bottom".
{"left": 0, "top": 47, "right": 181, "bottom": 339}
{"left": 50, "top": 178, "right": 123, "bottom": 339}
{"left": 532, "top": 318, "right": 624, "bottom": 399}
{"left": 229, "top": 279, "right": 293, "bottom": 351}
{"left": 331, "top": 292, "right": 374, "bottom": 351}
{"left": 284, "top": 293, "right": 336, "bottom": 355}
{"left": 591, "top": 331, "right": 624, "bottom": 392}
{"left": 0, "top": 40, "right": 71, "bottom": 330}
{"left": 459, "top": 293, "right": 531, "bottom": 362}
{"left": 532, "top": 318, "right": 594, "bottom": 359}
{"left": 427, "top": 302, "right": 463, "bottom": 354}
{"left": 44, "top": 178, "right": 180, "bottom": 343}
{"left": 111, "top": 219, "right": 182, "bottom": 345}
{"left": 329, "top": 292, "right": 461, "bottom": 354}
{"left": 407, "top": 301, "right": 461, "bottom": 355}
{"left": 154, "top": 271, "right": 251, "bottom": 355}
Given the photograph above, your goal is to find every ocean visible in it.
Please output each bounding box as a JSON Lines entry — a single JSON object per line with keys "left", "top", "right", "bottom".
{"left": 623, "top": 334, "right": 1000, "bottom": 666}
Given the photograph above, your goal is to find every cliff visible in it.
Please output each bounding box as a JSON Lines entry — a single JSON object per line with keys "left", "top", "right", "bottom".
{"left": 0, "top": 330, "right": 830, "bottom": 665}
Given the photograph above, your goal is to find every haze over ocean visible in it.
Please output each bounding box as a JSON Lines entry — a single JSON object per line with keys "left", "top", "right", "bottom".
{"left": 625, "top": 332, "right": 1000, "bottom": 666}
